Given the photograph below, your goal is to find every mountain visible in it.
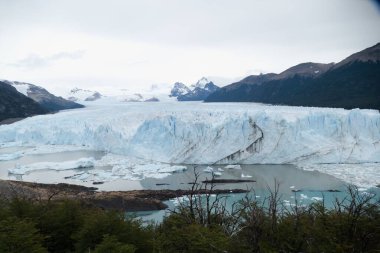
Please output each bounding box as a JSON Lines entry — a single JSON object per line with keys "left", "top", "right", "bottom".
{"left": 0, "top": 81, "right": 48, "bottom": 122}
{"left": 333, "top": 42, "right": 380, "bottom": 69}
{"left": 66, "top": 85, "right": 173, "bottom": 103}
{"left": 205, "top": 43, "right": 380, "bottom": 110}
{"left": 67, "top": 88, "right": 103, "bottom": 102}
{"left": 170, "top": 77, "right": 220, "bottom": 101}
{"left": 169, "top": 82, "right": 191, "bottom": 97}
{"left": 4, "top": 80, "right": 84, "bottom": 112}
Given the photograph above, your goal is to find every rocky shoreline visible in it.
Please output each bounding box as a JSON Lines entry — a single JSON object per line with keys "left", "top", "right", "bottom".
{"left": 0, "top": 179, "right": 248, "bottom": 212}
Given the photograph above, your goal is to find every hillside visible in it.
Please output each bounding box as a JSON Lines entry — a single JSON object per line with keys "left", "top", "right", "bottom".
{"left": 0, "top": 81, "right": 47, "bottom": 122}
{"left": 7, "top": 81, "right": 84, "bottom": 111}
{"left": 206, "top": 43, "right": 380, "bottom": 110}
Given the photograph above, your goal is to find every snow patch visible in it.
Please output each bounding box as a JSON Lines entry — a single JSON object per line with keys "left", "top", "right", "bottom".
{"left": 9, "top": 82, "right": 30, "bottom": 96}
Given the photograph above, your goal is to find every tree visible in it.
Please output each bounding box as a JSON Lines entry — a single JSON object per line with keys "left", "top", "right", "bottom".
{"left": 94, "top": 235, "right": 136, "bottom": 253}
{"left": 0, "top": 217, "right": 47, "bottom": 253}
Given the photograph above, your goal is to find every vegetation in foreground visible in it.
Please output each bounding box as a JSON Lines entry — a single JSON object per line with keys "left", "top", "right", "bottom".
{"left": 0, "top": 182, "right": 379, "bottom": 253}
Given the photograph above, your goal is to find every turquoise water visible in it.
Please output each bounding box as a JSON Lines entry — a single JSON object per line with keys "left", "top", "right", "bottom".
{"left": 130, "top": 165, "right": 380, "bottom": 223}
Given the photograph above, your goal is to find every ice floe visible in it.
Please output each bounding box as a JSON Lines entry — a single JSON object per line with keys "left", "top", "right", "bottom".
{"left": 8, "top": 157, "right": 95, "bottom": 175}
{"left": 299, "top": 163, "right": 380, "bottom": 189}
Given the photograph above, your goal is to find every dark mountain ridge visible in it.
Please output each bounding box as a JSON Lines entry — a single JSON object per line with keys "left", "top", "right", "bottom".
{"left": 0, "top": 81, "right": 47, "bottom": 122}
{"left": 6, "top": 81, "right": 84, "bottom": 112}
{"left": 0, "top": 80, "right": 84, "bottom": 123}
{"left": 206, "top": 43, "right": 380, "bottom": 110}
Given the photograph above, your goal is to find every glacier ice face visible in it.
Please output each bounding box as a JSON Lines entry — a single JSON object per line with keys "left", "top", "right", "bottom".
{"left": 0, "top": 102, "right": 379, "bottom": 165}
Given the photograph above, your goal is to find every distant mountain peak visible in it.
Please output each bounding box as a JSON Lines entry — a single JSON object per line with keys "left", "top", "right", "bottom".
{"left": 170, "top": 77, "right": 220, "bottom": 101}
{"left": 275, "top": 62, "right": 334, "bottom": 79}
{"left": 205, "top": 42, "right": 380, "bottom": 110}
{"left": 192, "top": 77, "right": 211, "bottom": 89}
{"left": 0, "top": 80, "right": 49, "bottom": 122}
{"left": 67, "top": 88, "right": 102, "bottom": 102}
{"left": 4, "top": 79, "right": 83, "bottom": 113}
{"left": 334, "top": 42, "right": 380, "bottom": 68}
{"left": 169, "top": 82, "right": 191, "bottom": 97}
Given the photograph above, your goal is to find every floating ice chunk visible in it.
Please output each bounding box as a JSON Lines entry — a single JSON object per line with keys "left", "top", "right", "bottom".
{"left": 217, "top": 168, "right": 224, "bottom": 172}
{"left": 225, "top": 165, "right": 242, "bottom": 170}
{"left": 311, "top": 197, "right": 323, "bottom": 201}
{"left": 203, "top": 166, "right": 214, "bottom": 173}
{"left": 157, "top": 165, "right": 187, "bottom": 174}
{"left": 110, "top": 163, "right": 187, "bottom": 181}
{"left": 360, "top": 191, "right": 375, "bottom": 197}
{"left": 289, "top": 185, "right": 296, "bottom": 189}
{"left": 241, "top": 173, "right": 252, "bottom": 178}
{"left": 93, "top": 153, "right": 187, "bottom": 181}
{"left": 170, "top": 196, "right": 191, "bottom": 206}
{"left": 8, "top": 157, "right": 95, "bottom": 175}
{"left": 299, "top": 163, "right": 380, "bottom": 189}
{"left": 0, "top": 153, "right": 22, "bottom": 161}
{"left": 132, "top": 164, "right": 187, "bottom": 179}
{"left": 300, "top": 193, "right": 308, "bottom": 199}
{"left": 212, "top": 171, "right": 222, "bottom": 177}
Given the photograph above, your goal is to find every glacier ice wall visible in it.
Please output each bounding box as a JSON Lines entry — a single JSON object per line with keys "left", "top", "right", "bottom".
{"left": 0, "top": 102, "right": 379, "bottom": 164}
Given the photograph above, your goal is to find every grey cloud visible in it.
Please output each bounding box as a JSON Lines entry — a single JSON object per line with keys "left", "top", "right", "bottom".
{"left": 9, "top": 50, "right": 85, "bottom": 69}
{"left": 1, "top": 0, "right": 379, "bottom": 49}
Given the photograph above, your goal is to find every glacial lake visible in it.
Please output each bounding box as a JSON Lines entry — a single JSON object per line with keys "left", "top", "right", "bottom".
{"left": 1, "top": 147, "right": 379, "bottom": 223}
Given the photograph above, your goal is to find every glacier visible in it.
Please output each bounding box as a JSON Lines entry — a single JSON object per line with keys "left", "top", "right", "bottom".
{"left": 1, "top": 102, "right": 380, "bottom": 165}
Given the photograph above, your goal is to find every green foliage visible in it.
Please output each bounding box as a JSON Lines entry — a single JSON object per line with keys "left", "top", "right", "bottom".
{"left": 94, "top": 235, "right": 136, "bottom": 253}
{"left": 0, "top": 198, "right": 153, "bottom": 253}
{"left": 0, "top": 217, "right": 47, "bottom": 253}
{"left": 157, "top": 213, "right": 235, "bottom": 253}
{"left": 37, "top": 200, "right": 84, "bottom": 252}
{"left": 236, "top": 188, "right": 380, "bottom": 253}
{"left": 0, "top": 185, "right": 378, "bottom": 253}
{"left": 74, "top": 209, "right": 154, "bottom": 253}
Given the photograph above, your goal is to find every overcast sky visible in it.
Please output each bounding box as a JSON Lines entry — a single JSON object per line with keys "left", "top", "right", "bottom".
{"left": 0, "top": 0, "right": 379, "bottom": 95}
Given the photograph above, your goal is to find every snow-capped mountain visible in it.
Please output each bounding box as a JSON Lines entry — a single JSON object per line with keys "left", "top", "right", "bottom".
{"left": 170, "top": 77, "right": 220, "bottom": 101}
{"left": 67, "top": 88, "right": 103, "bottom": 102}
{"left": 169, "top": 82, "right": 191, "bottom": 97}
{"left": 65, "top": 83, "right": 177, "bottom": 103}
{"left": 3, "top": 80, "right": 83, "bottom": 112}
{"left": 190, "top": 77, "right": 210, "bottom": 89}
{"left": 0, "top": 80, "right": 47, "bottom": 122}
